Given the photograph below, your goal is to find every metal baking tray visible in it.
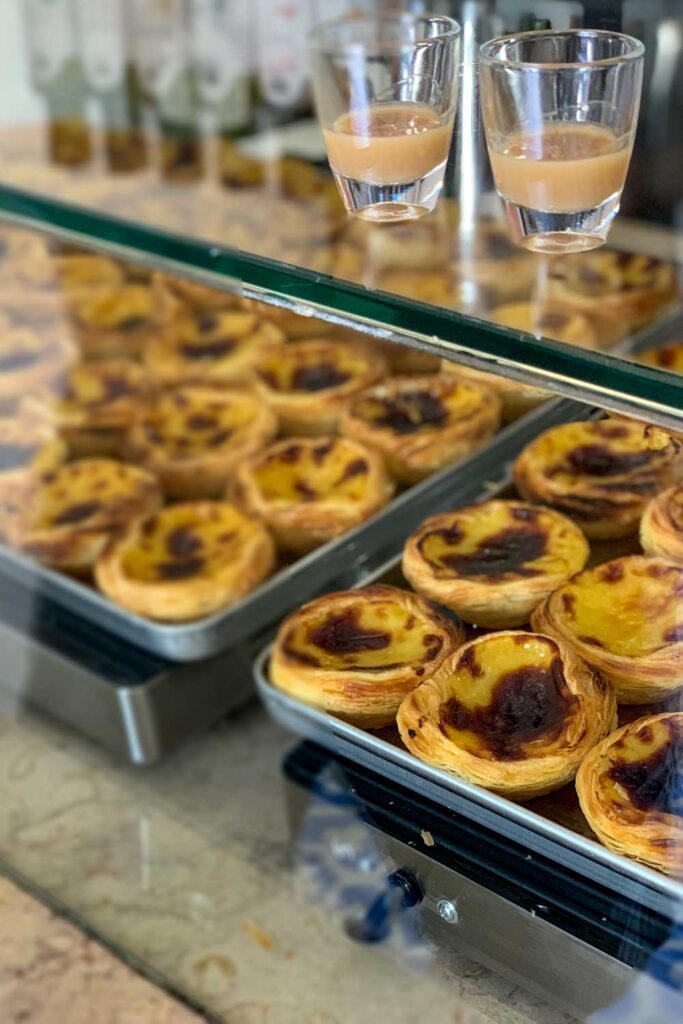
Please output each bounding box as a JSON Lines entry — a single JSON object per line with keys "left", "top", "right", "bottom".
{"left": 0, "top": 398, "right": 583, "bottom": 663}
{"left": 254, "top": 481, "right": 683, "bottom": 919}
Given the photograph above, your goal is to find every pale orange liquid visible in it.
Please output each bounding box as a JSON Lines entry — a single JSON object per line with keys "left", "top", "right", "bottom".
{"left": 488, "top": 123, "right": 633, "bottom": 213}
{"left": 323, "top": 102, "right": 453, "bottom": 186}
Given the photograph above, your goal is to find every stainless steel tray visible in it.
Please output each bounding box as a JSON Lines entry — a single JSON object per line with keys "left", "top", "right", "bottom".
{"left": 0, "top": 398, "right": 583, "bottom": 663}
{"left": 255, "top": 658, "right": 683, "bottom": 919}
{"left": 253, "top": 458, "right": 683, "bottom": 916}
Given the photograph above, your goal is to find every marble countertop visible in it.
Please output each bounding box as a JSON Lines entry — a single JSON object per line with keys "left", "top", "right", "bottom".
{"left": 0, "top": 873, "right": 205, "bottom": 1023}
{"left": 0, "top": 694, "right": 577, "bottom": 1024}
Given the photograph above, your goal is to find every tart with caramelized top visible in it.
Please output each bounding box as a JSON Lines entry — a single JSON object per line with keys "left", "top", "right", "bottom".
{"left": 96, "top": 501, "right": 275, "bottom": 622}
{"left": 230, "top": 436, "right": 393, "bottom": 553}
{"left": 36, "top": 359, "right": 151, "bottom": 458}
{"left": 0, "top": 413, "right": 66, "bottom": 536}
{"left": 340, "top": 374, "right": 501, "bottom": 483}
{"left": 532, "top": 556, "right": 683, "bottom": 704}
{"left": 68, "top": 284, "right": 159, "bottom": 359}
{"left": 576, "top": 713, "right": 683, "bottom": 874}
{"left": 147, "top": 306, "right": 284, "bottom": 388}
{"left": 514, "top": 419, "right": 683, "bottom": 539}
{"left": 126, "top": 386, "right": 278, "bottom": 499}
{"left": 398, "top": 631, "right": 616, "bottom": 800}
{"left": 11, "top": 459, "right": 161, "bottom": 575}
{"left": 451, "top": 220, "right": 536, "bottom": 301}
{"left": 270, "top": 583, "right": 464, "bottom": 728}
{"left": 403, "top": 500, "right": 589, "bottom": 628}
{"left": 253, "top": 338, "right": 387, "bottom": 436}
{"left": 548, "top": 251, "right": 678, "bottom": 340}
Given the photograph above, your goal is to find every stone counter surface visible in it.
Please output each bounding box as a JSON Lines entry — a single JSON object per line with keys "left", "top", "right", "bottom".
{"left": 0, "top": 696, "right": 577, "bottom": 1024}
{"left": 0, "top": 873, "right": 206, "bottom": 1023}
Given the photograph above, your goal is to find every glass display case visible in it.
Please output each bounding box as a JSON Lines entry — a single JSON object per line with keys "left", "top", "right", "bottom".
{"left": 0, "top": 2, "right": 681, "bottom": 1023}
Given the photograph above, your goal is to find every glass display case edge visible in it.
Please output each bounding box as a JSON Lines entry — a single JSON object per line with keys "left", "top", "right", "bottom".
{"left": 0, "top": 184, "right": 682, "bottom": 433}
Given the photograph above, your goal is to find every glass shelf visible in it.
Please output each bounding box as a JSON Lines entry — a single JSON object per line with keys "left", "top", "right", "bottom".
{"left": 1, "top": 1, "right": 681, "bottom": 427}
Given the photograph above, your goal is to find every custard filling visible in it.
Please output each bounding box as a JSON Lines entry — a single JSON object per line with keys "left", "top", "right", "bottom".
{"left": 142, "top": 391, "right": 259, "bottom": 455}
{"left": 30, "top": 462, "right": 149, "bottom": 529}
{"left": 74, "top": 286, "right": 154, "bottom": 330}
{"left": 555, "top": 559, "right": 683, "bottom": 658}
{"left": 121, "top": 505, "right": 248, "bottom": 582}
{"left": 439, "top": 635, "right": 577, "bottom": 761}
{"left": 257, "top": 343, "right": 368, "bottom": 393}
{"left": 597, "top": 718, "right": 683, "bottom": 817}
{"left": 531, "top": 420, "right": 673, "bottom": 488}
{"left": 284, "top": 599, "right": 444, "bottom": 670}
{"left": 253, "top": 440, "right": 370, "bottom": 505}
{"left": 418, "top": 503, "right": 585, "bottom": 580}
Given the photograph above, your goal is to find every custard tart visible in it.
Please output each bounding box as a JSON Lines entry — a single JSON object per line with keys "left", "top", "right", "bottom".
{"left": 243, "top": 300, "right": 335, "bottom": 339}
{"left": 146, "top": 306, "right": 283, "bottom": 388}
{"left": 56, "top": 253, "right": 125, "bottom": 294}
{"left": 0, "top": 413, "right": 66, "bottom": 517}
{"left": 451, "top": 221, "right": 536, "bottom": 302}
{"left": 340, "top": 374, "right": 501, "bottom": 484}
{"left": 68, "top": 284, "right": 158, "bottom": 360}
{"left": 490, "top": 301, "right": 598, "bottom": 349}
{"left": 441, "top": 359, "right": 548, "bottom": 423}
{"left": 95, "top": 501, "right": 275, "bottom": 622}
{"left": 639, "top": 341, "right": 683, "bottom": 375}
{"left": 532, "top": 556, "right": 683, "bottom": 704}
{"left": 576, "top": 713, "right": 683, "bottom": 874}
{"left": 548, "top": 251, "right": 678, "bottom": 340}
{"left": 403, "top": 501, "right": 589, "bottom": 628}
{"left": 229, "top": 436, "right": 393, "bottom": 553}
{"left": 253, "top": 338, "right": 387, "bottom": 437}
{"left": 36, "top": 359, "right": 151, "bottom": 458}
{"left": 0, "top": 328, "right": 74, "bottom": 410}
{"left": 125, "top": 387, "right": 278, "bottom": 499}
{"left": 11, "top": 459, "right": 161, "bottom": 575}
{"left": 398, "top": 631, "right": 616, "bottom": 801}
{"left": 154, "top": 273, "right": 245, "bottom": 314}
{"left": 513, "top": 419, "right": 683, "bottom": 540}
{"left": 270, "top": 584, "right": 464, "bottom": 728}
{"left": 641, "top": 484, "right": 683, "bottom": 564}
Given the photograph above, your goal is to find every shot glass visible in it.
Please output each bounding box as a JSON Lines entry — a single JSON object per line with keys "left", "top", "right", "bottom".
{"left": 310, "top": 13, "right": 461, "bottom": 223}
{"left": 479, "top": 30, "right": 644, "bottom": 253}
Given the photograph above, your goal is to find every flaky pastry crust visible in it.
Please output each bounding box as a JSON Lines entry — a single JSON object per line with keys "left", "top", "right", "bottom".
{"left": 229, "top": 435, "right": 393, "bottom": 553}
{"left": 514, "top": 419, "right": 683, "bottom": 539}
{"left": 532, "top": 556, "right": 683, "bottom": 704}
{"left": 641, "top": 484, "right": 683, "bottom": 563}
{"left": 576, "top": 713, "right": 683, "bottom": 874}
{"left": 270, "top": 583, "right": 464, "bottom": 728}
{"left": 398, "top": 631, "right": 616, "bottom": 800}
{"left": 125, "top": 386, "right": 278, "bottom": 499}
{"left": 403, "top": 500, "right": 589, "bottom": 628}
{"left": 95, "top": 501, "right": 275, "bottom": 622}
{"left": 340, "top": 374, "right": 501, "bottom": 483}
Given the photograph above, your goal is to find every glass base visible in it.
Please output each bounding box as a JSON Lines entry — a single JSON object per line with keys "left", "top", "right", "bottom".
{"left": 333, "top": 162, "right": 446, "bottom": 223}
{"left": 501, "top": 192, "right": 621, "bottom": 254}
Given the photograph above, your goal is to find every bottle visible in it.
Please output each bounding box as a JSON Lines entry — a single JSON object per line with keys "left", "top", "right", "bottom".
{"left": 128, "top": 0, "right": 204, "bottom": 183}
{"left": 253, "top": 0, "right": 313, "bottom": 128}
{"left": 73, "top": 0, "right": 148, "bottom": 173}
{"left": 187, "top": 0, "right": 261, "bottom": 187}
{"left": 24, "top": 0, "right": 92, "bottom": 167}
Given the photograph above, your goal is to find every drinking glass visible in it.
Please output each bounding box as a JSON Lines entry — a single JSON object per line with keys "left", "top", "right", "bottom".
{"left": 310, "top": 13, "right": 461, "bottom": 223}
{"left": 479, "top": 30, "right": 644, "bottom": 253}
